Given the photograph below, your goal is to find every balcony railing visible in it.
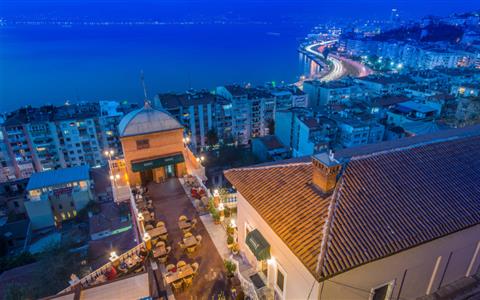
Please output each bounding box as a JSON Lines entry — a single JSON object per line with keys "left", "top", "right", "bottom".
{"left": 58, "top": 243, "right": 146, "bottom": 295}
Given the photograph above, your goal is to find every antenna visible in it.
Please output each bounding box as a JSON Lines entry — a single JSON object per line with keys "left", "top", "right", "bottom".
{"left": 140, "top": 70, "right": 149, "bottom": 106}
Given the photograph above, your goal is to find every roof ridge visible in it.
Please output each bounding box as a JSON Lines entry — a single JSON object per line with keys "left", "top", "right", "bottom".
{"left": 315, "top": 172, "right": 345, "bottom": 280}
{"left": 223, "top": 162, "right": 311, "bottom": 173}
{"left": 350, "top": 134, "right": 472, "bottom": 161}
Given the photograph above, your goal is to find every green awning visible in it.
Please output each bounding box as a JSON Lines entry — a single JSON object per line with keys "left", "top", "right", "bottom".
{"left": 246, "top": 229, "right": 270, "bottom": 261}
{"left": 131, "top": 153, "right": 184, "bottom": 172}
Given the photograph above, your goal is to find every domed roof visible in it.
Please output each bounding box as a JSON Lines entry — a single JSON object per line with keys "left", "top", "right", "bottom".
{"left": 118, "top": 104, "right": 183, "bottom": 137}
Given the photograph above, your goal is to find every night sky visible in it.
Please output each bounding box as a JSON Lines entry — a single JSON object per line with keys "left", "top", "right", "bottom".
{"left": 0, "top": 0, "right": 478, "bottom": 21}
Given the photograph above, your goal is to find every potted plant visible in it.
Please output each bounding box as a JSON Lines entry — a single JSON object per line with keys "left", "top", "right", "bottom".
{"left": 212, "top": 210, "right": 221, "bottom": 224}
{"left": 227, "top": 234, "right": 234, "bottom": 248}
{"left": 231, "top": 243, "right": 240, "bottom": 255}
{"left": 226, "top": 224, "right": 235, "bottom": 235}
{"left": 224, "top": 207, "right": 231, "bottom": 218}
{"left": 224, "top": 259, "right": 237, "bottom": 278}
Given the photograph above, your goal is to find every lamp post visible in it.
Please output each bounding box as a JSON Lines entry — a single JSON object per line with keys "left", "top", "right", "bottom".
{"left": 110, "top": 174, "right": 120, "bottom": 188}
{"left": 218, "top": 202, "right": 225, "bottom": 222}
{"left": 109, "top": 251, "right": 120, "bottom": 268}
{"left": 137, "top": 213, "right": 145, "bottom": 235}
{"left": 104, "top": 149, "right": 115, "bottom": 176}
{"left": 143, "top": 232, "right": 152, "bottom": 251}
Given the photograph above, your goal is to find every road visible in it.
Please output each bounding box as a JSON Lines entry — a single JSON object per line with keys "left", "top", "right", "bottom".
{"left": 300, "top": 39, "right": 371, "bottom": 83}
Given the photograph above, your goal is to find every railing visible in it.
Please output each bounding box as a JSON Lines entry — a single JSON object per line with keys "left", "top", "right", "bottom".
{"left": 234, "top": 259, "right": 259, "bottom": 300}
{"left": 57, "top": 243, "right": 146, "bottom": 295}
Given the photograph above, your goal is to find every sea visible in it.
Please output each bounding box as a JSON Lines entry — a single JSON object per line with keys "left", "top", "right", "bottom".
{"left": 0, "top": 22, "right": 311, "bottom": 112}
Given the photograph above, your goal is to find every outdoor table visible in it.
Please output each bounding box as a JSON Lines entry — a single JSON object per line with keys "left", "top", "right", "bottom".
{"left": 143, "top": 213, "right": 153, "bottom": 223}
{"left": 153, "top": 245, "right": 167, "bottom": 258}
{"left": 136, "top": 202, "right": 147, "bottom": 209}
{"left": 183, "top": 235, "right": 198, "bottom": 248}
{"left": 178, "top": 219, "right": 192, "bottom": 230}
{"left": 147, "top": 226, "right": 168, "bottom": 239}
{"left": 164, "top": 264, "right": 194, "bottom": 284}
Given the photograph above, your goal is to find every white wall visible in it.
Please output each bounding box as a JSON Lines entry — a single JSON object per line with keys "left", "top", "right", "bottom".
{"left": 237, "top": 190, "right": 480, "bottom": 300}
{"left": 319, "top": 224, "right": 480, "bottom": 299}
{"left": 237, "top": 193, "right": 320, "bottom": 300}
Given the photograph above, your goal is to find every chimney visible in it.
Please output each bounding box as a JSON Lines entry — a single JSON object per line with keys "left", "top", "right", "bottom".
{"left": 312, "top": 151, "right": 342, "bottom": 194}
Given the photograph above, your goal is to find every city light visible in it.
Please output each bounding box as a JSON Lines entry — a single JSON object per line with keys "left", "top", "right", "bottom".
{"left": 109, "top": 251, "right": 119, "bottom": 262}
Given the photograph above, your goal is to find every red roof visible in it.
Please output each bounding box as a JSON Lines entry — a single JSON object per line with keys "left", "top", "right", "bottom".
{"left": 225, "top": 129, "right": 480, "bottom": 280}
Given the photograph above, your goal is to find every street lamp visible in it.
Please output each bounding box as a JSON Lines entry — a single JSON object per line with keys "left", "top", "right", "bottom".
{"left": 143, "top": 232, "right": 152, "bottom": 250}
{"left": 104, "top": 149, "right": 115, "bottom": 177}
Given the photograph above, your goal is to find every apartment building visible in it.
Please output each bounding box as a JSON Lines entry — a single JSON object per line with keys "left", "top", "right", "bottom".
{"left": 216, "top": 85, "right": 276, "bottom": 145}
{"left": 355, "top": 74, "right": 415, "bottom": 96}
{"left": 0, "top": 101, "right": 133, "bottom": 182}
{"left": 275, "top": 108, "right": 336, "bottom": 157}
{"left": 25, "top": 165, "right": 93, "bottom": 229}
{"left": 156, "top": 90, "right": 233, "bottom": 151}
{"left": 303, "top": 80, "right": 363, "bottom": 109}
{"left": 332, "top": 116, "right": 385, "bottom": 148}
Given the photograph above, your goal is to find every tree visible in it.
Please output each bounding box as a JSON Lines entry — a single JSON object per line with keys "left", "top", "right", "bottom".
{"left": 206, "top": 129, "right": 218, "bottom": 146}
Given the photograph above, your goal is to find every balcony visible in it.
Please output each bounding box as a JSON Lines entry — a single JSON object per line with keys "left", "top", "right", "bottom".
{"left": 233, "top": 255, "right": 273, "bottom": 300}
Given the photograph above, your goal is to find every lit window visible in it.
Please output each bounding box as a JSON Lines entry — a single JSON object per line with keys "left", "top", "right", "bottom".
{"left": 61, "top": 213, "right": 66, "bottom": 220}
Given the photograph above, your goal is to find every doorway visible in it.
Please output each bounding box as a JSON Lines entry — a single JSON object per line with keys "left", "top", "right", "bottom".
{"left": 140, "top": 169, "right": 153, "bottom": 185}
{"left": 165, "top": 164, "right": 176, "bottom": 178}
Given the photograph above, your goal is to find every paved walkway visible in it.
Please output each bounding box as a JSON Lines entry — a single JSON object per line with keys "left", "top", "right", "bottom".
{"left": 148, "top": 179, "right": 228, "bottom": 300}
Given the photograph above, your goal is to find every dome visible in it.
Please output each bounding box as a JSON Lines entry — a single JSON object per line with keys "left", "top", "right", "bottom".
{"left": 118, "top": 104, "right": 183, "bottom": 137}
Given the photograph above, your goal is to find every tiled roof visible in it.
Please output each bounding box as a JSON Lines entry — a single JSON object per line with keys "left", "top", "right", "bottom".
{"left": 225, "top": 129, "right": 480, "bottom": 280}
{"left": 226, "top": 163, "right": 330, "bottom": 276}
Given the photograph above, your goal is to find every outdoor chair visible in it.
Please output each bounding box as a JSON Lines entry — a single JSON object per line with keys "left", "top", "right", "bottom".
{"left": 183, "top": 275, "right": 193, "bottom": 287}
{"left": 191, "top": 218, "right": 197, "bottom": 229}
{"left": 156, "top": 241, "right": 165, "bottom": 248}
{"left": 184, "top": 232, "right": 193, "bottom": 238}
{"left": 178, "top": 242, "right": 186, "bottom": 249}
{"left": 158, "top": 255, "right": 168, "bottom": 264}
{"left": 159, "top": 233, "right": 168, "bottom": 241}
{"left": 191, "top": 262, "right": 199, "bottom": 275}
{"left": 195, "top": 235, "right": 202, "bottom": 245}
{"left": 179, "top": 215, "right": 187, "bottom": 221}
{"left": 177, "top": 260, "right": 186, "bottom": 268}
{"left": 156, "top": 221, "right": 165, "bottom": 228}
{"left": 166, "top": 264, "right": 175, "bottom": 272}
{"left": 186, "top": 246, "right": 196, "bottom": 253}
{"left": 172, "top": 279, "right": 183, "bottom": 292}
{"left": 145, "top": 224, "right": 154, "bottom": 230}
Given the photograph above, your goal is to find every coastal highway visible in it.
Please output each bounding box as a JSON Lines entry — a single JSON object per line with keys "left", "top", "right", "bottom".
{"left": 300, "top": 39, "right": 371, "bottom": 83}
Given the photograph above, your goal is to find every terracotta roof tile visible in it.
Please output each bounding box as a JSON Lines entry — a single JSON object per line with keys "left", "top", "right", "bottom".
{"left": 226, "top": 163, "right": 330, "bottom": 276}
{"left": 225, "top": 130, "right": 480, "bottom": 280}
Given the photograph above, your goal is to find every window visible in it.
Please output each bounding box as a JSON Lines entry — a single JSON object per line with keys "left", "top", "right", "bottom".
{"left": 136, "top": 139, "right": 150, "bottom": 150}
{"left": 276, "top": 269, "right": 285, "bottom": 292}
{"left": 370, "top": 281, "right": 394, "bottom": 300}
{"left": 13, "top": 201, "right": 19, "bottom": 208}
{"left": 274, "top": 263, "right": 287, "bottom": 300}
{"left": 58, "top": 204, "right": 63, "bottom": 210}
